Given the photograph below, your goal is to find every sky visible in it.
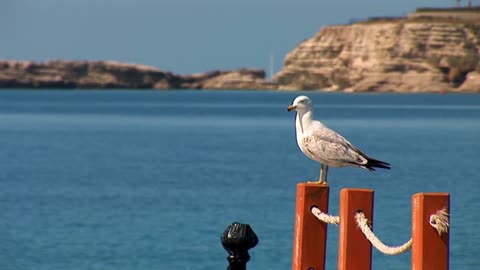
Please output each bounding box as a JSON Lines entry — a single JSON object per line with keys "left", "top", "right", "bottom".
{"left": 1, "top": 0, "right": 458, "bottom": 75}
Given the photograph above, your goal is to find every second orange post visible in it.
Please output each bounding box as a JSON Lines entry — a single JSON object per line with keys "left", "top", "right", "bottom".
{"left": 338, "top": 188, "right": 374, "bottom": 270}
{"left": 292, "top": 183, "right": 329, "bottom": 270}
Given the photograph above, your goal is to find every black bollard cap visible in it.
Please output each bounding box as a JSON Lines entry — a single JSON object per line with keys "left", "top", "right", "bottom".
{"left": 221, "top": 222, "right": 259, "bottom": 256}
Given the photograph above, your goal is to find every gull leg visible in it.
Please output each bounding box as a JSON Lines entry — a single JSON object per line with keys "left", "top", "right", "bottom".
{"left": 318, "top": 164, "right": 328, "bottom": 185}
{"left": 318, "top": 164, "right": 323, "bottom": 182}
{"left": 308, "top": 165, "right": 323, "bottom": 184}
{"left": 324, "top": 166, "right": 329, "bottom": 183}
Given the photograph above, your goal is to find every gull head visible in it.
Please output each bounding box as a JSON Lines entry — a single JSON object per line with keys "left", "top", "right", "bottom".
{"left": 287, "top": 95, "right": 313, "bottom": 113}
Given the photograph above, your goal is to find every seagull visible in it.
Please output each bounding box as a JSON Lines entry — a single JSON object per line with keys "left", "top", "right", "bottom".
{"left": 287, "top": 95, "right": 390, "bottom": 184}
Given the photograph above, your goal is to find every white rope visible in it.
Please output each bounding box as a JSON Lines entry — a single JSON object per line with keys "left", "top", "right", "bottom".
{"left": 355, "top": 211, "right": 412, "bottom": 255}
{"left": 311, "top": 206, "right": 449, "bottom": 256}
{"left": 429, "top": 207, "right": 449, "bottom": 235}
{"left": 311, "top": 207, "right": 340, "bottom": 225}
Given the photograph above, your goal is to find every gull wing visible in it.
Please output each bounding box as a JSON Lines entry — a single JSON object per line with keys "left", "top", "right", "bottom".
{"left": 301, "top": 123, "right": 368, "bottom": 166}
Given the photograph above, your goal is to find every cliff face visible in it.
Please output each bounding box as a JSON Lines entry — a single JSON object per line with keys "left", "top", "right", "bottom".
{"left": 274, "top": 20, "right": 480, "bottom": 92}
{"left": 0, "top": 60, "right": 276, "bottom": 90}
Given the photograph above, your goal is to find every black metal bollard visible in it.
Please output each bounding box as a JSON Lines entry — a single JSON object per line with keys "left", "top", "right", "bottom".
{"left": 221, "top": 222, "right": 259, "bottom": 270}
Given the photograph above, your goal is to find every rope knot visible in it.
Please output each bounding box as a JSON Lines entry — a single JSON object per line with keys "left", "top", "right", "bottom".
{"left": 429, "top": 207, "right": 449, "bottom": 235}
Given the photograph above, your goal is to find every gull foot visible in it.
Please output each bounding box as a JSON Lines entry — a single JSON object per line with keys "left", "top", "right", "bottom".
{"left": 306, "top": 180, "right": 328, "bottom": 186}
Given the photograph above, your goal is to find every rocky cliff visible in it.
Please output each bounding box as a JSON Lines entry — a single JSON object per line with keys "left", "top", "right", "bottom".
{"left": 0, "top": 60, "right": 276, "bottom": 90}
{"left": 274, "top": 17, "right": 480, "bottom": 92}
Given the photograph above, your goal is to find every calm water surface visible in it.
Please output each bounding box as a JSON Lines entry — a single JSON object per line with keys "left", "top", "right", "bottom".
{"left": 1, "top": 90, "right": 479, "bottom": 270}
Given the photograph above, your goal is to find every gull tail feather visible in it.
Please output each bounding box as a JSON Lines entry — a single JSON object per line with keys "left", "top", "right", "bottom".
{"left": 364, "top": 157, "right": 391, "bottom": 171}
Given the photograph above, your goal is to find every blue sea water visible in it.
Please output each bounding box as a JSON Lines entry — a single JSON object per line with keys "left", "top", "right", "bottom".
{"left": 1, "top": 90, "right": 479, "bottom": 270}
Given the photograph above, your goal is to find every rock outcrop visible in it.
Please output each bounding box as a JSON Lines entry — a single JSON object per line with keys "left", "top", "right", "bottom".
{"left": 0, "top": 60, "right": 276, "bottom": 90}
{"left": 0, "top": 60, "right": 176, "bottom": 88}
{"left": 179, "top": 69, "right": 276, "bottom": 90}
{"left": 274, "top": 16, "right": 480, "bottom": 92}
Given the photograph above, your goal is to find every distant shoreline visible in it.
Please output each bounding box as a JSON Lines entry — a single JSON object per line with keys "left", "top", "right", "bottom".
{"left": 2, "top": 7, "right": 480, "bottom": 93}
{"left": 0, "top": 60, "right": 277, "bottom": 91}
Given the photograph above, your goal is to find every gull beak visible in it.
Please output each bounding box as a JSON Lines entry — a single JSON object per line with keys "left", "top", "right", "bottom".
{"left": 287, "top": 105, "right": 296, "bottom": 112}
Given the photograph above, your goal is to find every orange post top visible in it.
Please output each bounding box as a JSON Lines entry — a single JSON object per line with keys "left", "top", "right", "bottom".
{"left": 292, "top": 183, "right": 329, "bottom": 270}
{"left": 412, "top": 192, "right": 450, "bottom": 270}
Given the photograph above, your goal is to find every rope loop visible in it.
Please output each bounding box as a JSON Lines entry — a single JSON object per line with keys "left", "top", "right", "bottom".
{"left": 355, "top": 211, "right": 412, "bottom": 255}
{"left": 429, "top": 207, "right": 449, "bottom": 235}
{"left": 311, "top": 207, "right": 340, "bottom": 225}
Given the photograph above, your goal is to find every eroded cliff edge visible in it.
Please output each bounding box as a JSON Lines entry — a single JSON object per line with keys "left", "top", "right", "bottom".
{"left": 274, "top": 15, "right": 480, "bottom": 92}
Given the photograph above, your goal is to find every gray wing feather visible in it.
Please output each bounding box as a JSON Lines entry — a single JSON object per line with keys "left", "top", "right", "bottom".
{"left": 303, "top": 124, "right": 367, "bottom": 165}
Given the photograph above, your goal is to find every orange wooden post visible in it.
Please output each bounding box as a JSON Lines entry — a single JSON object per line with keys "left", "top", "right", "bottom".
{"left": 338, "top": 188, "right": 374, "bottom": 270}
{"left": 412, "top": 193, "right": 450, "bottom": 270}
{"left": 292, "top": 183, "right": 329, "bottom": 270}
